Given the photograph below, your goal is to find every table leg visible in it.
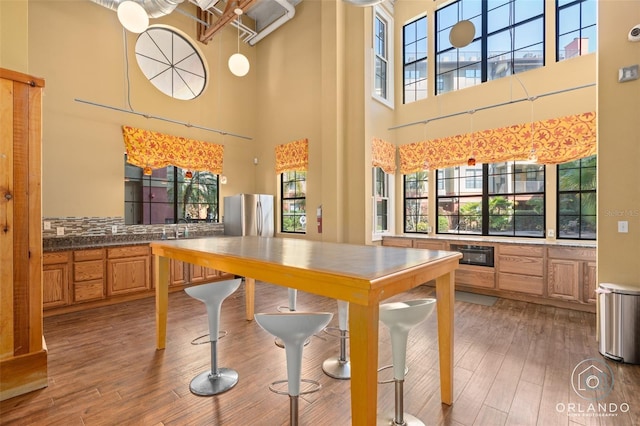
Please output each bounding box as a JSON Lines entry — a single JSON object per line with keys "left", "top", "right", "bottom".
{"left": 155, "top": 256, "right": 169, "bottom": 350}
{"left": 435, "top": 271, "right": 455, "bottom": 404}
{"left": 348, "top": 303, "right": 379, "bottom": 425}
{"left": 245, "top": 277, "right": 255, "bottom": 321}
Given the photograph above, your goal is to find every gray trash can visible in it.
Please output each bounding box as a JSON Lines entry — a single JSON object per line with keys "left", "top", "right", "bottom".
{"left": 597, "top": 283, "right": 640, "bottom": 364}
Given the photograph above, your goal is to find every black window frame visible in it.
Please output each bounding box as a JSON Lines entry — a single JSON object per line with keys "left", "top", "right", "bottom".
{"left": 435, "top": 0, "right": 545, "bottom": 95}
{"left": 436, "top": 161, "right": 546, "bottom": 238}
{"left": 556, "top": 0, "right": 597, "bottom": 62}
{"left": 124, "top": 156, "right": 220, "bottom": 225}
{"left": 403, "top": 171, "right": 429, "bottom": 233}
{"left": 556, "top": 155, "right": 596, "bottom": 240}
{"left": 402, "top": 15, "right": 428, "bottom": 104}
{"left": 280, "top": 170, "right": 307, "bottom": 234}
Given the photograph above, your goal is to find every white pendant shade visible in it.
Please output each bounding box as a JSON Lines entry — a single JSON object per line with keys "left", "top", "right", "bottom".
{"left": 228, "top": 53, "right": 250, "bottom": 77}
{"left": 343, "top": 0, "right": 385, "bottom": 6}
{"left": 195, "top": 0, "right": 217, "bottom": 10}
{"left": 117, "top": 1, "right": 149, "bottom": 34}
{"left": 449, "top": 20, "right": 475, "bottom": 48}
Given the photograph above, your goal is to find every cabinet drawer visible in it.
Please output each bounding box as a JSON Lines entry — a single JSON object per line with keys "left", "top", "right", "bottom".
{"left": 382, "top": 237, "right": 413, "bottom": 248}
{"left": 108, "top": 245, "right": 150, "bottom": 258}
{"left": 74, "top": 260, "right": 104, "bottom": 281}
{"left": 547, "top": 246, "right": 596, "bottom": 261}
{"left": 44, "top": 251, "right": 70, "bottom": 265}
{"left": 74, "top": 249, "right": 105, "bottom": 262}
{"left": 414, "top": 240, "right": 447, "bottom": 250}
{"left": 74, "top": 279, "right": 105, "bottom": 302}
{"left": 499, "top": 244, "right": 544, "bottom": 257}
{"left": 456, "top": 265, "right": 495, "bottom": 289}
{"left": 498, "top": 255, "right": 544, "bottom": 277}
{"left": 498, "top": 272, "right": 544, "bottom": 295}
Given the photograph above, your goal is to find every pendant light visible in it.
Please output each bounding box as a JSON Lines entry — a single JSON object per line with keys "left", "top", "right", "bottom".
{"left": 449, "top": 1, "right": 475, "bottom": 48}
{"left": 117, "top": 0, "right": 149, "bottom": 34}
{"left": 228, "top": 8, "right": 250, "bottom": 77}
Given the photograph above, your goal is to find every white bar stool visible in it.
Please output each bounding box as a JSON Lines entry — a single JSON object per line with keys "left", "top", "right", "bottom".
{"left": 377, "top": 298, "right": 436, "bottom": 426}
{"left": 255, "top": 311, "right": 333, "bottom": 426}
{"left": 322, "top": 300, "right": 351, "bottom": 380}
{"left": 184, "top": 278, "right": 242, "bottom": 396}
{"left": 275, "top": 288, "right": 309, "bottom": 348}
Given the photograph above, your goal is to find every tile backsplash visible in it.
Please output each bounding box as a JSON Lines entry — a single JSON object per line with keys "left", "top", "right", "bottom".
{"left": 42, "top": 217, "right": 222, "bottom": 239}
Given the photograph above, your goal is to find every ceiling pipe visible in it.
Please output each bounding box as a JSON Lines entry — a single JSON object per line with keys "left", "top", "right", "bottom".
{"left": 90, "top": 0, "right": 184, "bottom": 19}
{"left": 247, "top": 0, "right": 295, "bottom": 46}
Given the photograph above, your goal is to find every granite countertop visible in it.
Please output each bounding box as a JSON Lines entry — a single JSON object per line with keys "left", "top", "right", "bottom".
{"left": 384, "top": 234, "right": 597, "bottom": 248}
{"left": 43, "top": 230, "right": 223, "bottom": 252}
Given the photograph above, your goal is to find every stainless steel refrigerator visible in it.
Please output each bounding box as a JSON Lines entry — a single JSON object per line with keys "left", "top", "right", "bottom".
{"left": 223, "top": 194, "right": 274, "bottom": 237}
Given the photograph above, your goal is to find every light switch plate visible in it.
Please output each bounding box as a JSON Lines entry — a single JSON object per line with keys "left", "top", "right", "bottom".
{"left": 547, "top": 229, "right": 555, "bottom": 237}
{"left": 618, "top": 221, "right": 629, "bottom": 233}
{"left": 56, "top": 227, "right": 64, "bottom": 236}
{"left": 112, "top": 225, "right": 118, "bottom": 234}
{"left": 43, "top": 221, "right": 51, "bottom": 230}
{"left": 618, "top": 65, "right": 639, "bottom": 82}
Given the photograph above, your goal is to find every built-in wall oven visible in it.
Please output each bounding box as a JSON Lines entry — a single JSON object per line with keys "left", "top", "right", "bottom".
{"left": 449, "top": 244, "right": 495, "bottom": 267}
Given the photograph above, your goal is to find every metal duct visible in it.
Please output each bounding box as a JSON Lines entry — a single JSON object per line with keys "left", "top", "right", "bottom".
{"left": 90, "top": 0, "right": 184, "bottom": 19}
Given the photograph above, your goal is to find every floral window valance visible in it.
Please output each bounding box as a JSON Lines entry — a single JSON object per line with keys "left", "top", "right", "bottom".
{"left": 275, "top": 138, "right": 308, "bottom": 174}
{"left": 372, "top": 138, "right": 397, "bottom": 174}
{"left": 122, "top": 125, "right": 224, "bottom": 174}
{"left": 399, "top": 111, "right": 596, "bottom": 173}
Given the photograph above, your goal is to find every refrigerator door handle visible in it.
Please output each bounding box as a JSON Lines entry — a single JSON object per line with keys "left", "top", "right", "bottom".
{"left": 256, "top": 200, "right": 263, "bottom": 236}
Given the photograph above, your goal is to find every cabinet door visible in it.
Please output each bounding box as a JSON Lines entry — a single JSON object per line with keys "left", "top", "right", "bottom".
{"left": 547, "top": 259, "right": 580, "bottom": 301}
{"left": 43, "top": 263, "right": 69, "bottom": 308}
{"left": 583, "top": 261, "right": 597, "bottom": 303}
{"left": 170, "top": 260, "right": 187, "bottom": 286}
{"left": 107, "top": 256, "right": 150, "bottom": 295}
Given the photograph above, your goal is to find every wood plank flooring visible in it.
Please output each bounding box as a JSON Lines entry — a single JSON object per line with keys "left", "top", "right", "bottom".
{"left": 1, "top": 281, "right": 638, "bottom": 425}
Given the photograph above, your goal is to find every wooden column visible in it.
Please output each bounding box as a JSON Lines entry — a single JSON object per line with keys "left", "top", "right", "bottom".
{"left": 0, "top": 68, "right": 47, "bottom": 401}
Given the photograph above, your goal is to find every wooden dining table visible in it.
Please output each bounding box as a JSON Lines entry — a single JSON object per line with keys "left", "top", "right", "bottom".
{"left": 150, "top": 236, "right": 461, "bottom": 425}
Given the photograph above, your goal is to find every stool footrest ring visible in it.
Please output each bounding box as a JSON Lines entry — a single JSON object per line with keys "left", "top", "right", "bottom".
{"left": 268, "top": 378, "right": 322, "bottom": 396}
{"left": 377, "top": 364, "right": 409, "bottom": 384}
{"left": 323, "top": 326, "right": 350, "bottom": 340}
{"left": 190, "top": 330, "right": 228, "bottom": 345}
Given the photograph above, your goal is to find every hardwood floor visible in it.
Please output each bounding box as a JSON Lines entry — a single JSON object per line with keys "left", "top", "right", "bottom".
{"left": 1, "top": 281, "right": 638, "bottom": 425}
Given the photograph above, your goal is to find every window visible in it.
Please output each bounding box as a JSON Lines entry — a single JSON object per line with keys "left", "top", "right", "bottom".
{"left": 373, "top": 167, "right": 394, "bottom": 235}
{"left": 403, "top": 15, "right": 427, "bottom": 104}
{"left": 281, "top": 171, "right": 306, "bottom": 233}
{"left": 557, "top": 0, "right": 597, "bottom": 61}
{"left": 404, "top": 171, "right": 429, "bottom": 233}
{"left": 436, "top": 161, "right": 545, "bottom": 237}
{"left": 124, "top": 157, "right": 219, "bottom": 225}
{"left": 435, "top": 0, "right": 544, "bottom": 95}
{"left": 557, "top": 155, "right": 596, "bottom": 239}
{"left": 373, "top": 5, "right": 394, "bottom": 108}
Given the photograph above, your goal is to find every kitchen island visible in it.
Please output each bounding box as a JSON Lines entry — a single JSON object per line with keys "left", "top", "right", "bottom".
{"left": 150, "top": 236, "right": 461, "bottom": 426}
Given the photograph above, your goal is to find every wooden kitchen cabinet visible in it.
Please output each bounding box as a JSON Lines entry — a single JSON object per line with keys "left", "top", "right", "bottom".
{"left": 496, "top": 244, "right": 544, "bottom": 296}
{"left": 43, "top": 252, "right": 71, "bottom": 309}
{"left": 170, "top": 259, "right": 232, "bottom": 287}
{"left": 547, "top": 247, "right": 596, "bottom": 303}
{"left": 107, "top": 246, "right": 151, "bottom": 296}
{"left": 381, "top": 237, "right": 413, "bottom": 248}
{"left": 73, "top": 249, "right": 105, "bottom": 303}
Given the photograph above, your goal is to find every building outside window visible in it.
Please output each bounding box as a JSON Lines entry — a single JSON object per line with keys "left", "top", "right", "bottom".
{"left": 557, "top": 155, "right": 596, "bottom": 239}
{"left": 436, "top": 161, "right": 545, "bottom": 237}
{"left": 281, "top": 171, "right": 306, "bottom": 233}
{"left": 403, "top": 15, "right": 427, "bottom": 104}
{"left": 373, "top": 5, "right": 394, "bottom": 108}
{"left": 557, "top": 0, "right": 597, "bottom": 61}
{"left": 124, "top": 157, "right": 219, "bottom": 225}
{"left": 373, "top": 167, "right": 394, "bottom": 235}
{"left": 404, "top": 171, "right": 429, "bottom": 233}
{"left": 435, "top": 0, "right": 544, "bottom": 95}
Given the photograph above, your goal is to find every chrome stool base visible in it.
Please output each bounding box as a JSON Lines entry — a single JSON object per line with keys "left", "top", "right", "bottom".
{"left": 189, "top": 368, "right": 239, "bottom": 396}
{"left": 377, "top": 412, "right": 425, "bottom": 426}
{"left": 322, "top": 356, "right": 351, "bottom": 380}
